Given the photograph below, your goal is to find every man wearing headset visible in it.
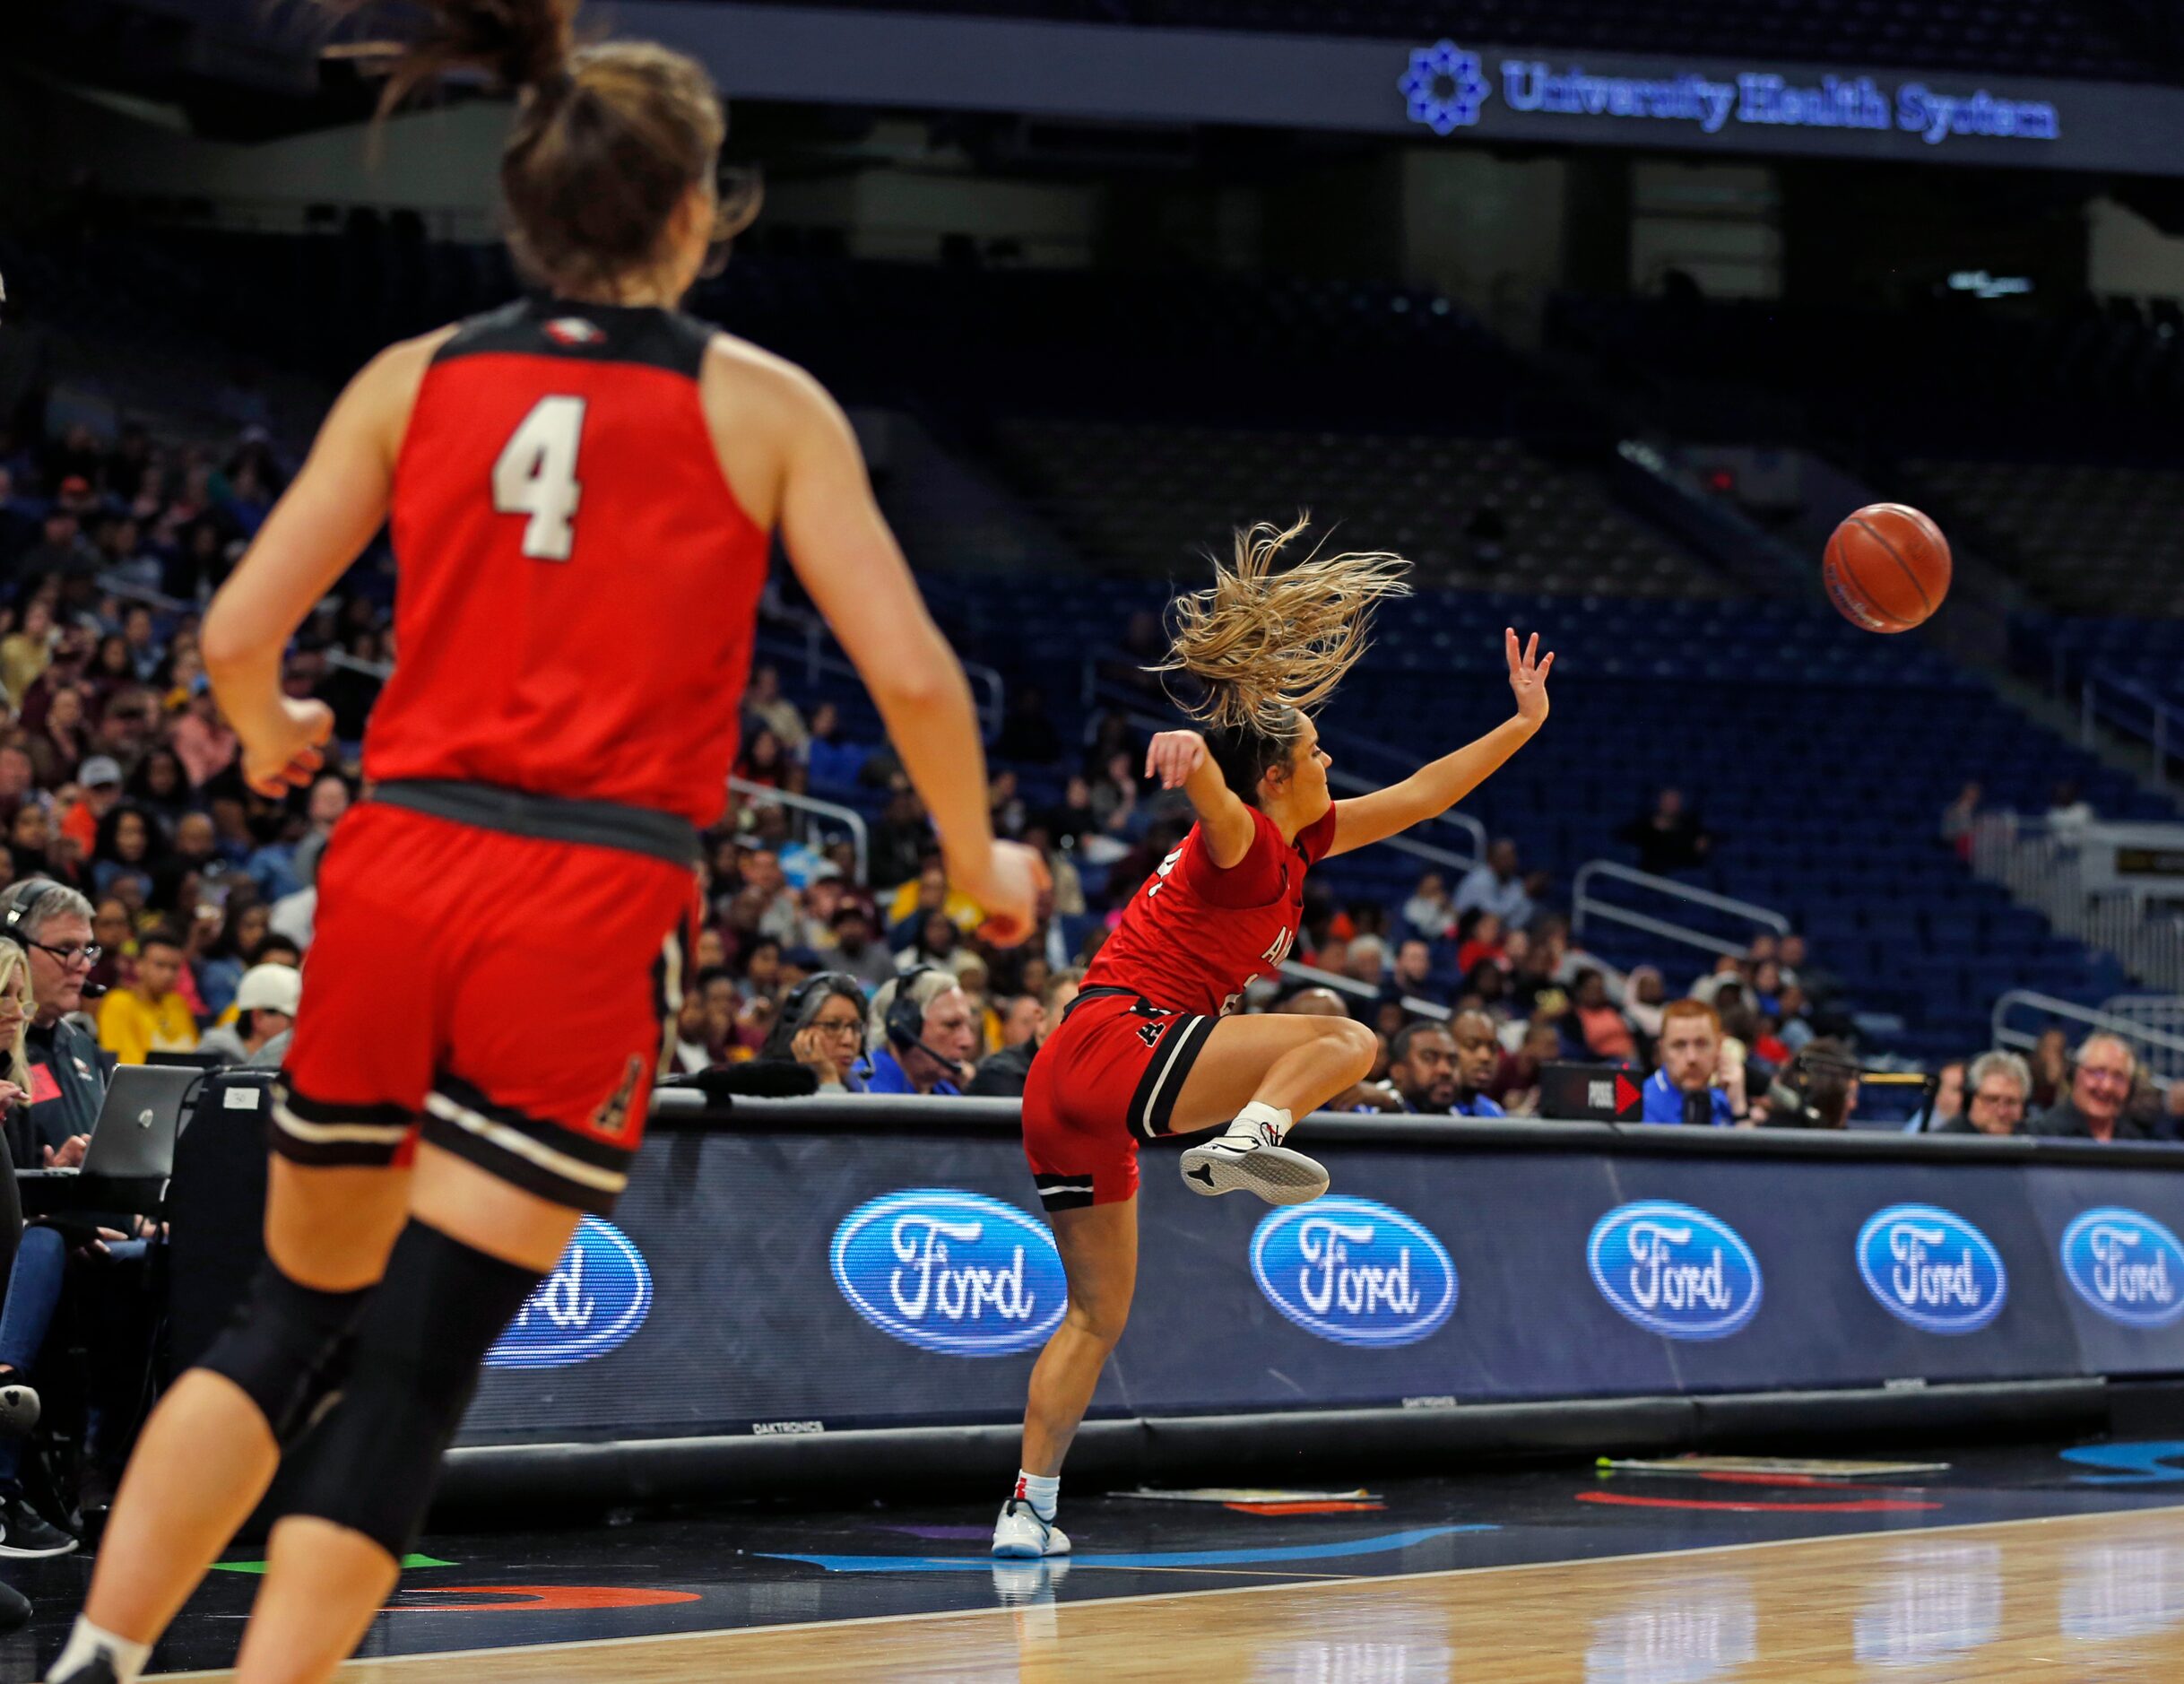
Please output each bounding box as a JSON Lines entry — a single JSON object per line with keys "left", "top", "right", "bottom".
{"left": 2030, "top": 1032, "right": 2155, "bottom": 1143}
{"left": 2, "top": 881, "right": 110, "bottom": 1173}
{"left": 856, "top": 968, "right": 978, "bottom": 1097}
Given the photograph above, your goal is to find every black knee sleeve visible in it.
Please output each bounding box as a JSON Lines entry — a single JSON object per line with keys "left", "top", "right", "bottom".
{"left": 282, "top": 1220, "right": 544, "bottom": 1558}
{"left": 197, "top": 1262, "right": 372, "bottom": 1445}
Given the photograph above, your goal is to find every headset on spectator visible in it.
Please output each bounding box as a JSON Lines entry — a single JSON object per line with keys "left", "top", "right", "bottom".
{"left": 881, "top": 964, "right": 960, "bottom": 1072}
{"left": 777, "top": 969, "right": 862, "bottom": 1037}
{"left": 1, "top": 879, "right": 106, "bottom": 998}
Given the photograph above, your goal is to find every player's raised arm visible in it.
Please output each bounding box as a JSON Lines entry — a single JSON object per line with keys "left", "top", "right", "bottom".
{"left": 770, "top": 360, "right": 1039, "bottom": 941}
{"left": 1325, "top": 628, "right": 1552, "bottom": 860}
{"left": 201, "top": 332, "right": 444, "bottom": 797}
{"left": 1145, "top": 728, "right": 1255, "bottom": 865}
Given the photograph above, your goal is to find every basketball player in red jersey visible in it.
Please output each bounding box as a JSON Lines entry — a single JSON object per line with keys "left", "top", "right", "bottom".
{"left": 994, "top": 521, "right": 1551, "bottom": 1557}
{"left": 46, "top": 5, "right": 1036, "bottom": 1680}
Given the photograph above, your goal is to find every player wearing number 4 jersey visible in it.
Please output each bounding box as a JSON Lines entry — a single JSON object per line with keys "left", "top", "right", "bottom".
{"left": 995, "top": 522, "right": 1554, "bottom": 1559}
{"left": 48, "top": 4, "right": 1040, "bottom": 1682}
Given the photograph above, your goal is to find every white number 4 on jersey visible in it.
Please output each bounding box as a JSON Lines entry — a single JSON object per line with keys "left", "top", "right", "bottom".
{"left": 492, "top": 395, "right": 587, "bottom": 560}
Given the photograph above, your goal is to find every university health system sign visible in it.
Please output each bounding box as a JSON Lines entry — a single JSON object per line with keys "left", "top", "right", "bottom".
{"left": 1400, "top": 39, "right": 2059, "bottom": 150}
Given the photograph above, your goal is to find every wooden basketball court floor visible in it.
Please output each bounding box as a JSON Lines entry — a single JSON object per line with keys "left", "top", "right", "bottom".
{"left": 13, "top": 1441, "right": 2184, "bottom": 1680}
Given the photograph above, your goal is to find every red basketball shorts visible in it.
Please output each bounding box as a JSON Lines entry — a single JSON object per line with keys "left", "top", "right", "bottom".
{"left": 276, "top": 801, "right": 698, "bottom": 1215}
{"left": 1019, "top": 988, "right": 1218, "bottom": 1212}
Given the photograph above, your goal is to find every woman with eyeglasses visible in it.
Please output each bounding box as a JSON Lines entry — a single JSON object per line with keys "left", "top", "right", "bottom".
{"left": 757, "top": 972, "right": 871, "bottom": 1094}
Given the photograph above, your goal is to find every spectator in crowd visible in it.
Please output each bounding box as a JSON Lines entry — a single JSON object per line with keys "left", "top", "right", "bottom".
{"left": 1448, "top": 1010, "right": 1508, "bottom": 1116}
{"left": 1402, "top": 872, "right": 1454, "bottom": 939}
{"left": 287, "top": 775, "right": 350, "bottom": 895}
{"left": 2031, "top": 1033, "right": 2152, "bottom": 1142}
{"left": 1490, "top": 1019, "right": 1564, "bottom": 1115}
{"left": 7, "top": 882, "right": 108, "bottom": 1168}
{"left": 1941, "top": 781, "right": 1982, "bottom": 860}
{"left": 2029, "top": 1027, "right": 2069, "bottom": 1110}
{"left": 1278, "top": 986, "right": 1403, "bottom": 1112}
{"left": 897, "top": 909, "right": 960, "bottom": 974}
{"left": 97, "top": 926, "right": 198, "bottom": 1064}
{"left": 887, "top": 858, "right": 984, "bottom": 941}
{"left": 1388, "top": 938, "right": 1435, "bottom": 1003}
{"left": 1619, "top": 786, "right": 1712, "bottom": 874}
{"left": 828, "top": 903, "right": 899, "bottom": 991}
{"left": 744, "top": 664, "right": 809, "bottom": 752}
{"left": 1386, "top": 1021, "right": 1459, "bottom": 1114}
{"left": 758, "top": 972, "right": 870, "bottom": 1093}
{"left": 1088, "top": 750, "right": 1139, "bottom": 840}
{"left": 60, "top": 757, "right": 124, "bottom": 865}
{"left": 2046, "top": 778, "right": 2094, "bottom": 837}
{"left": 968, "top": 971, "right": 1083, "bottom": 1098}
{"left": 0, "top": 601, "right": 56, "bottom": 708}
{"left": 1623, "top": 965, "right": 1667, "bottom": 1057}
{"left": 802, "top": 702, "right": 866, "bottom": 792}
{"left": 196, "top": 964, "right": 299, "bottom": 1064}
{"left": 1763, "top": 1037, "right": 1857, "bottom": 1130}
{"left": 169, "top": 679, "right": 238, "bottom": 788}
{"left": 733, "top": 726, "right": 793, "bottom": 793}
{"left": 1568, "top": 968, "right": 1637, "bottom": 1063}
{"left": 1644, "top": 999, "right": 1737, "bottom": 1125}
{"left": 858, "top": 968, "right": 978, "bottom": 1096}
{"left": 1452, "top": 910, "right": 1504, "bottom": 978}
{"left": 1344, "top": 934, "right": 1388, "bottom": 991}
{"left": 739, "top": 845, "right": 803, "bottom": 945}
{"left": 869, "top": 782, "right": 930, "bottom": 890}
{"left": 1937, "top": 1051, "right": 2031, "bottom": 1137}
{"left": 1907, "top": 1061, "right": 1965, "bottom": 1133}
{"left": 1454, "top": 838, "right": 1534, "bottom": 930}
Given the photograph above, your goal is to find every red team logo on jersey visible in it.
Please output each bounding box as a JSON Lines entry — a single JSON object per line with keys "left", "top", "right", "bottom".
{"left": 543, "top": 317, "right": 605, "bottom": 347}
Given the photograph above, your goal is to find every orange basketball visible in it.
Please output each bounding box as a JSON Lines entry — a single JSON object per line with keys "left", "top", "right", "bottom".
{"left": 1822, "top": 503, "right": 1951, "bottom": 633}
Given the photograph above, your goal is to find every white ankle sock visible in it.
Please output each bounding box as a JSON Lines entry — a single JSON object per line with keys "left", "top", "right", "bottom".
{"left": 1226, "top": 1101, "right": 1294, "bottom": 1146}
{"left": 48, "top": 1617, "right": 150, "bottom": 1684}
{"left": 1013, "top": 1469, "right": 1061, "bottom": 1523}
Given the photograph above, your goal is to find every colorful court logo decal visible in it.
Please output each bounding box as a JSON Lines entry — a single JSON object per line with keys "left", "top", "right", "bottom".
{"left": 1250, "top": 1196, "right": 1457, "bottom": 1348}
{"left": 1588, "top": 1201, "right": 1762, "bottom": 1340}
{"left": 2058, "top": 1442, "right": 2184, "bottom": 1485}
{"left": 1856, "top": 1204, "right": 2007, "bottom": 1334}
{"left": 386, "top": 1585, "right": 701, "bottom": 1612}
{"left": 2059, "top": 1209, "right": 2184, "bottom": 1327}
{"left": 485, "top": 1216, "right": 653, "bottom": 1369}
{"left": 831, "top": 1189, "right": 1067, "bottom": 1357}
{"left": 760, "top": 1523, "right": 1497, "bottom": 1573}
{"left": 1577, "top": 1491, "right": 1941, "bottom": 1515}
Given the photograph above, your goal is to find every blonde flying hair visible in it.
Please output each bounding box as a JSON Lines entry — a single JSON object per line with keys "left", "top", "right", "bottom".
{"left": 1153, "top": 516, "right": 1411, "bottom": 740}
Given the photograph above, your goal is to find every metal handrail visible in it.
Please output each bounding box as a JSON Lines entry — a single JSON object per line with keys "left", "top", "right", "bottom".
{"left": 2081, "top": 664, "right": 2184, "bottom": 789}
{"left": 1992, "top": 988, "right": 2184, "bottom": 1069}
{"left": 758, "top": 611, "right": 1003, "bottom": 742}
{"left": 1572, "top": 860, "right": 1790, "bottom": 959}
{"left": 1277, "top": 959, "right": 1452, "bottom": 1022}
{"left": 727, "top": 777, "right": 870, "bottom": 883}
{"left": 1098, "top": 702, "right": 1486, "bottom": 866}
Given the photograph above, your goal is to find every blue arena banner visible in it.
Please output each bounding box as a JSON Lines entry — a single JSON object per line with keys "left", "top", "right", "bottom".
{"left": 621, "top": 4, "right": 2184, "bottom": 178}
{"left": 450, "top": 1107, "right": 2184, "bottom": 1448}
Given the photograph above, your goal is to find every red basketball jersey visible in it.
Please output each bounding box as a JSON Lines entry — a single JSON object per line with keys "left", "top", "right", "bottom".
{"left": 1083, "top": 804, "right": 1337, "bottom": 1018}
{"left": 367, "top": 298, "right": 768, "bottom": 829}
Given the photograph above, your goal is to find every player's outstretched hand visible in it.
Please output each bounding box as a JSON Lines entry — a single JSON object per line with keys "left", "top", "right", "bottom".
{"left": 1145, "top": 729, "right": 1209, "bottom": 791}
{"left": 239, "top": 698, "right": 335, "bottom": 799}
{"left": 965, "top": 839, "right": 1049, "bottom": 948}
{"left": 1505, "top": 628, "right": 1554, "bottom": 728}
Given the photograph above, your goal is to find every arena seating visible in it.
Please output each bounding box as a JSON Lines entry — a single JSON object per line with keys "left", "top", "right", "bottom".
{"left": 998, "top": 421, "right": 1725, "bottom": 596}
{"left": 1909, "top": 459, "right": 2184, "bottom": 618}
{"left": 722, "top": 0, "right": 2179, "bottom": 81}
{"left": 1548, "top": 293, "right": 2184, "bottom": 464}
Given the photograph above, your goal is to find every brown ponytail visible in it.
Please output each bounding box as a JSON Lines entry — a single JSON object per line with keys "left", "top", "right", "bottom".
{"left": 325, "top": 0, "right": 749, "bottom": 299}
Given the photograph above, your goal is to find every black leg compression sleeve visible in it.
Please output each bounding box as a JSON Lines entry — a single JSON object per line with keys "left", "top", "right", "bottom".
{"left": 196, "top": 1262, "right": 372, "bottom": 1445}
{"left": 281, "top": 1220, "right": 545, "bottom": 1558}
